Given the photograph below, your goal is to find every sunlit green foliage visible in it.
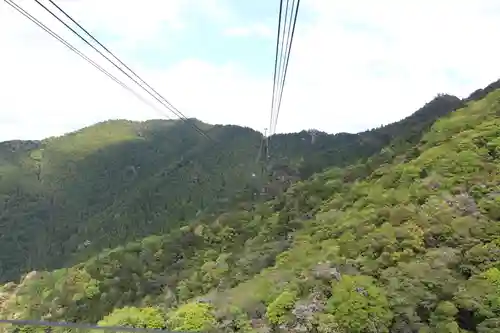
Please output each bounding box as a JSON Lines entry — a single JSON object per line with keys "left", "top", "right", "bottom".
{"left": 165, "top": 302, "right": 216, "bottom": 332}
{"left": 326, "top": 275, "right": 392, "bottom": 332}
{"left": 266, "top": 289, "right": 298, "bottom": 325}
{"left": 98, "top": 306, "right": 165, "bottom": 328}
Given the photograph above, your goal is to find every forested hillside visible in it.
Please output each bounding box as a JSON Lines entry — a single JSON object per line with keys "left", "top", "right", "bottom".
{"left": 1, "top": 80, "right": 500, "bottom": 332}
{"left": 0, "top": 93, "right": 462, "bottom": 283}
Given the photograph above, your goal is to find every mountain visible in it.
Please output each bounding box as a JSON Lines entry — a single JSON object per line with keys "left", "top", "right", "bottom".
{"left": 1, "top": 79, "right": 500, "bottom": 332}
{"left": 0, "top": 94, "right": 463, "bottom": 284}
{"left": 0, "top": 119, "right": 263, "bottom": 280}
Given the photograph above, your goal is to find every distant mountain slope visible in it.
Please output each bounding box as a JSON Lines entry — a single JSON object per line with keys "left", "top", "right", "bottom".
{"left": 0, "top": 80, "right": 490, "bottom": 284}
{"left": 0, "top": 119, "right": 265, "bottom": 280}
{"left": 271, "top": 93, "right": 463, "bottom": 178}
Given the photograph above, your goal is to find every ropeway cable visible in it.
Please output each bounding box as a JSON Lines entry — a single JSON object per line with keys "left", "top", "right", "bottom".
{"left": 32, "top": 0, "right": 212, "bottom": 141}
{"left": 4, "top": 0, "right": 172, "bottom": 121}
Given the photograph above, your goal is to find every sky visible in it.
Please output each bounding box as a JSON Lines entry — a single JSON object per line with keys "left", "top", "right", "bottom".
{"left": 1, "top": 0, "right": 500, "bottom": 141}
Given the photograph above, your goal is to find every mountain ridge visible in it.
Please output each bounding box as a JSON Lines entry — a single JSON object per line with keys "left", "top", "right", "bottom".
{"left": 0, "top": 91, "right": 466, "bottom": 283}
{"left": 0, "top": 78, "right": 499, "bottom": 332}
{"left": 3, "top": 79, "right": 499, "bottom": 282}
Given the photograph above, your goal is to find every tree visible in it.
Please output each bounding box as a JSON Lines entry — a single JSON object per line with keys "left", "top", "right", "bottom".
{"left": 98, "top": 306, "right": 165, "bottom": 328}
{"left": 266, "top": 290, "right": 298, "bottom": 325}
{"left": 326, "top": 275, "right": 393, "bottom": 333}
{"left": 166, "top": 302, "right": 217, "bottom": 332}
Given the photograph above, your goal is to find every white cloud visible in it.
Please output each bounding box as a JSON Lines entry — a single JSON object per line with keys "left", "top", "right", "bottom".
{"left": 65, "top": 0, "right": 187, "bottom": 41}
{"left": 279, "top": 0, "right": 500, "bottom": 133}
{"left": 1, "top": 0, "right": 500, "bottom": 141}
{"left": 224, "top": 23, "right": 273, "bottom": 38}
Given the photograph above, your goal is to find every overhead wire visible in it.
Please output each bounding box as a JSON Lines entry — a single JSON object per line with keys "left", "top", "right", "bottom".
{"left": 272, "top": 0, "right": 293, "bottom": 135}
{"left": 268, "top": 0, "right": 287, "bottom": 137}
{"left": 3, "top": 0, "right": 172, "bottom": 121}
{"left": 273, "top": 0, "right": 301, "bottom": 135}
{"left": 265, "top": 0, "right": 301, "bottom": 164}
{"left": 42, "top": 0, "right": 212, "bottom": 142}
{"left": 23, "top": 0, "right": 211, "bottom": 141}
{"left": 32, "top": 0, "right": 212, "bottom": 141}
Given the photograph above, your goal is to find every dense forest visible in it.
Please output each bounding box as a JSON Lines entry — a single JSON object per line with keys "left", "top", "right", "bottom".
{"left": 0, "top": 94, "right": 462, "bottom": 283}
{"left": 1, "top": 79, "right": 500, "bottom": 332}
